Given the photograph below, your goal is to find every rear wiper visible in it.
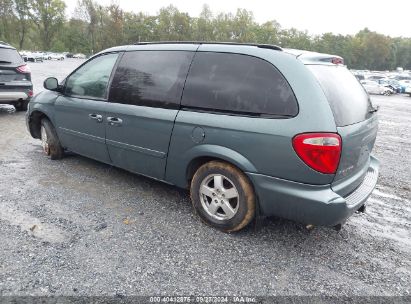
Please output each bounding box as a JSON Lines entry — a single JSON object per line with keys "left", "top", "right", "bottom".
{"left": 369, "top": 106, "right": 379, "bottom": 113}
{"left": 0, "top": 60, "right": 12, "bottom": 64}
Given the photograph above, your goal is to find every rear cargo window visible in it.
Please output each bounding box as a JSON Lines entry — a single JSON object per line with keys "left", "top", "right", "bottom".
{"left": 307, "top": 65, "right": 373, "bottom": 126}
{"left": 0, "top": 47, "right": 23, "bottom": 64}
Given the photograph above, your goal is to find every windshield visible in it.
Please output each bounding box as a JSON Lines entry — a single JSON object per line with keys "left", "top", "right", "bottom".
{"left": 307, "top": 65, "right": 374, "bottom": 127}
{"left": 0, "top": 47, "right": 23, "bottom": 64}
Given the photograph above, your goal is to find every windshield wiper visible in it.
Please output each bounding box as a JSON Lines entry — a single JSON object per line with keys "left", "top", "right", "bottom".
{"left": 0, "top": 60, "right": 12, "bottom": 64}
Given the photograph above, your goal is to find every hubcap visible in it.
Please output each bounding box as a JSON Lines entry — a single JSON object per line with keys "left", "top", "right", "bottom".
{"left": 199, "top": 174, "right": 239, "bottom": 221}
{"left": 40, "top": 126, "right": 50, "bottom": 155}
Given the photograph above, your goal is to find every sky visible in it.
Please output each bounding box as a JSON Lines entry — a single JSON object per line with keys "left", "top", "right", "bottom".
{"left": 64, "top": 0, "right": 411, "bottom": 38}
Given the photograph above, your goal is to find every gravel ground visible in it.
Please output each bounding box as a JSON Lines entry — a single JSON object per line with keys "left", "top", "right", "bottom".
{"left": 0, "top": 59, "right": 410, "bottom": 297}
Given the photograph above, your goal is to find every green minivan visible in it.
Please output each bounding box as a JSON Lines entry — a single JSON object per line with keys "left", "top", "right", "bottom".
{"left": 26, "top": 42, "right": 379, "bottom": 232}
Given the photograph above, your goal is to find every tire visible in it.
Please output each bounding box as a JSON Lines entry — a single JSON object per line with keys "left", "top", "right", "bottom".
{"left": 14, "top": 100, "right": 28, "bottom": 111}
{"left": 40, "top": 118, "right": 64, "bottom": 160}
{"left": 190, "top": 161, "right": 256, "bottom": 232}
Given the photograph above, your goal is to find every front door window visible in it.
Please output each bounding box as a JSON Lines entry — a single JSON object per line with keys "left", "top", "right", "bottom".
{"left": 65, "top": 53, "right": 119, "bottom": 100}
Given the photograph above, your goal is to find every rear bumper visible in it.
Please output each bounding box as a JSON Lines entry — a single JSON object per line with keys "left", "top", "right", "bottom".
{"left": 247, "top": 156, "right": 379, "bottom": 227}
{"left": 0, "top": 91, "right": 30, "bottom": 103}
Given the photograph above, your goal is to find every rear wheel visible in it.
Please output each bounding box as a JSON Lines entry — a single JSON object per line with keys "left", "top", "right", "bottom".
{"left": 14, "top": 100, "right": 28, "bottom": 111}
{"left": 40, "top": 118, "right": 64, "bottom": 160}
{"left": 190, "top": 161, "right": 256, "bottom": 232}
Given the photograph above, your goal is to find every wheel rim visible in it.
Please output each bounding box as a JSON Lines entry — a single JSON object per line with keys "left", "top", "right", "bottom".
{"left": 199, "top": 174, "right": 240, "bottom": 221}
{"left": 40, "top": 126, "right": 50, "bottom": 155}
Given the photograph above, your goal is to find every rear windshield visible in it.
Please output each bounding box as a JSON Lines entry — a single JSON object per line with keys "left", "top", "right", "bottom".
{"left": 307, "top": 65, "right": 373, "bottom": 127}
{"left": 0, "top": 47, "right": 23, "bottom": 64}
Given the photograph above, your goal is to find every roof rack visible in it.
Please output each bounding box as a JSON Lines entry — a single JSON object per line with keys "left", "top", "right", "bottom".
{"left": 134, "top": 41, "right": 282, "bottom": 51}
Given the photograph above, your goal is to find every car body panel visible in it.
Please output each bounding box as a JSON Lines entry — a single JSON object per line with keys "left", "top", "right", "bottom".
{"left": 54, "top": 95, "right": 111, "bottom": 163}
{"left": 105, "top": 103, "right": 179, "bottom": 180}
{"left": 248, "top": 156, "right": 379, "bottom": 226}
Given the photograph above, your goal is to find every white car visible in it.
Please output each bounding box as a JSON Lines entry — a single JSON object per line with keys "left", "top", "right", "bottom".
{"left": 73, "top": 53, "right": 86, "bottom": 59}
{"left": 361, "top": 80, "right": 394, "bottom": 96}
{"left": 48, "top": 53, "right": 65, "bottom": 60}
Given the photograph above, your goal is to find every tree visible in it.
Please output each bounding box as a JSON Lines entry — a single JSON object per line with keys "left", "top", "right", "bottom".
{"left": 30, "top": 0, "right": 66, "bottom": 50}
{"left": 0, "top": 0, "right": 14, "bottom": 43}
{"left": 156, "top": 5, "right": 192, "bottom": 41}
{"left": 13, "top": 0, "right": 31, "bottom": 49}
{"left": 193, "top": 4, "right": 214, "bottom": 41}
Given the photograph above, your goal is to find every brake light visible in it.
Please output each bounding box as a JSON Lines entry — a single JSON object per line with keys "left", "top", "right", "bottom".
{"left": 331, "top": 57, "right": 344, "bottom": 65}
{"left": 292, "top": 133, "right": 342, "bottom": 174}
{"left": 16, "top": 64, "right": 30, "bottom": 73}
{"left": 28, "top": 90, "right": 33, "bottom": 97}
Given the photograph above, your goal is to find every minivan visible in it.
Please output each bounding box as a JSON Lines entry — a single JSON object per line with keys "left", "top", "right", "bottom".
{"left": 26, "top": 42, "right": 379, "bottom": 232}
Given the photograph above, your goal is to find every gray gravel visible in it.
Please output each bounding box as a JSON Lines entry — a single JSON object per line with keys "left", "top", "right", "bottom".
{"left": 0, "top": 60, "right": 410, "bottom": 297}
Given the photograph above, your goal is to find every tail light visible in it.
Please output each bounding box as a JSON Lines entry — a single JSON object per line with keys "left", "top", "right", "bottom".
{"left": 16, "top": 64, "right": 30, "bottom": 73}
{"left": 331, "top": 57, "right": 344, "bottom": 65}
{"left": 292, "top": 133, "right": 342, "bottom": 174}
{"left": 28, "top": 90, "right": 33, "bottom": 97}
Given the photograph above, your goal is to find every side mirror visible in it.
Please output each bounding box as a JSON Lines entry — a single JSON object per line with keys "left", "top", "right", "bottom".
{"left": 43, "top": 77, "right": 59, "bottom": 91}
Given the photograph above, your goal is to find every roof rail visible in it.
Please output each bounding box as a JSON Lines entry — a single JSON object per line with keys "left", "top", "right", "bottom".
{"left": 134, "top": 41, "right": 282, "bottom": 51}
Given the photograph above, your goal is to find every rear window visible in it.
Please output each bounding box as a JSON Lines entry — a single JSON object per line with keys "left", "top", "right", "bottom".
{"left": 181, "top": 52, "right": 298, "bottom": 117}
{"left": 0, "top": 47, "right": 23, "bottom": 64}
{"left": 307, "top": 65, "right": 373, "bottom": 126}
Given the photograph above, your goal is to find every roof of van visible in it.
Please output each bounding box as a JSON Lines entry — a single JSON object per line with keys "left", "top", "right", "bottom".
{"left": 101, "top": 42, "right": 344, "bottom": 65}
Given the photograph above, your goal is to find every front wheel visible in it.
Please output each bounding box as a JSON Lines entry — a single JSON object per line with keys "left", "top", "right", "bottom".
{"left": 190, "top": 161, "right": 256, "bottom": 232}
{"left": 40, "top": 118, "right": 64, "bottom": 160}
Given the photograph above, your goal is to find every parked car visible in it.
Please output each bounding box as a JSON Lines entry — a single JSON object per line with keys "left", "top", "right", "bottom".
{"left": 26, "top": 42, "right": 379, "bottom": 232}
{"left": 22, "top": 52, "right": 43, "bottom": 62}
{"left": 361, "top": 80, "right": 394, "bottom": 95}
{"left": 48, "top": 53, "right": 65, "bottom": 60}
{"left": 72, "top": 53, "right": 86, "bottom": 59}
{"left": 0, "top": 41, "right": 33, "bottom": 111}
{"left": 378, "top": 79, "right": 401, "bottom": 93}
{"left": 405, "top": 86, "right": 411, "bottom": 96}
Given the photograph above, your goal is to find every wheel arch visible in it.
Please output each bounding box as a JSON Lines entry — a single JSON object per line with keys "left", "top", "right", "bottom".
{"left": 28, "top": 110, "right": 52, "bottom": 139}
{"left": 173, "top": 144, "right": 257, "bottom": 189}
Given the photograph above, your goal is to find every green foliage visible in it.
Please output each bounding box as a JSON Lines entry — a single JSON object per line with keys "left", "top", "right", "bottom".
{"left": 0, "top": 1, "right": 410, "bottom": 70}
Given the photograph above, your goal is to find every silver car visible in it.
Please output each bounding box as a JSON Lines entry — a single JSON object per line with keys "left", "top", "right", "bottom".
{"left": 361, "top": 80, "right": 394, "bottom": 96}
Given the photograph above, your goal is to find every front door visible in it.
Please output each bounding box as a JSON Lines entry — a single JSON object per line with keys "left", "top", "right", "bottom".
{"left": 54, "top": 53, "right": 119, "bottom": 163}
{"left": 105, "top": 49, "right": 195, "bottom": 180}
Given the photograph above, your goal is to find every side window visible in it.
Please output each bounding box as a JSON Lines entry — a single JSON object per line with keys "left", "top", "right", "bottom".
{"left": 65, "top": 53, "right": 119, "bottom": 99}
{"left": 181, "top": 52, "right": 298, "bottom": 117}
{"left": 109, "top": 51, "right": 194, "bottom": 108}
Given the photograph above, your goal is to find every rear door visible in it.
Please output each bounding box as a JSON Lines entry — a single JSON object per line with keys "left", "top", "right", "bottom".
{"left": 105, "top": 50, "right": 195, "bottom": 180}
{"left": 54, "top": 52, "right": 119, "bottom": 163}
{"left": 307, "top": 65, "right": 378, "bottom": 195}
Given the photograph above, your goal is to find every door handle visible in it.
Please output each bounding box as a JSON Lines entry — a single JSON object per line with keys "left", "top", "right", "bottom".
{"left": 107, "top": 117, "right": 123, "bottom": 126}
{"left": 89, "top": 113, "right": 103, "bottom": 123}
